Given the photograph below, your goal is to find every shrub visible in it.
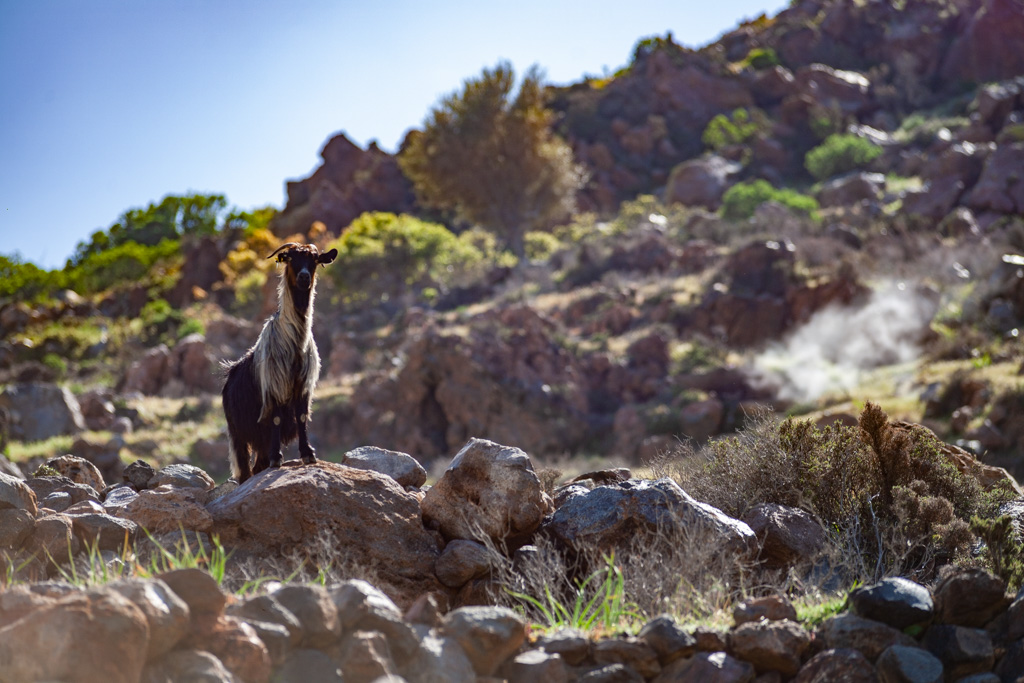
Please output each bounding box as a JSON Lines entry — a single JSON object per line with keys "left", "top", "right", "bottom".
{"left": 524, "top": 231, "right": 563, "bottom": 261}
{"left": 328, "top": 212, "right": 487, "bottom": 302}
{"left": 742, "top": 47, "right": 780, "bottom": 70}
{"left": 720, "top": 180, "right": 819, "bottom": 220}
{"left": 701, "top": 108, "right": 767, "bottom": 151}
{"left": 804, "top": 134, "right": 883, "bottom": 181}
{"left": 65, "top": 239, "right": 181, "bottom": 295}
{"left": 0, "top": 254, "right": 61, "bottom": 302}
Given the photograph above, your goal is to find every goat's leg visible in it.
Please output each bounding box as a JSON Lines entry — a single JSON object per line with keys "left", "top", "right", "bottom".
{"left": 267, "top": 404, "right": 285, "bottom": 469}
{"left": 230, "top": 435, "right": 253, "bottom": 483}
{"left": 295, "top": 395, "right": 317, "bottom": 465}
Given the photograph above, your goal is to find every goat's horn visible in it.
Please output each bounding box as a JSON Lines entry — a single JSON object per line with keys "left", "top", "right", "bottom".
{"left": 266, "top": 243, "right": 301, "bottom": 260}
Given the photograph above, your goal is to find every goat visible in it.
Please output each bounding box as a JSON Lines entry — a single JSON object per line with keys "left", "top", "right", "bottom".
{"left": 222, "top": 242, "right": 337, "bottom": 483}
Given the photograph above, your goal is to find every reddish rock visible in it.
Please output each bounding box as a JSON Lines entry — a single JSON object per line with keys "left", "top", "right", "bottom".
{"left": 742, "top": 503, "right": 826, "bottom": 569}
{"left": 942, "top": 0, "right": 1024, "bottom": 83}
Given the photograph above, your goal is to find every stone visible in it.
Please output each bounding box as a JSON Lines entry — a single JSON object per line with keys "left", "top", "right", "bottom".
{"left": 25, "top": 513, "right": 78, "bottom": 565}
{"left": 208, "top": 463, "right": 441, "bottom": 607}
{"left": 421, "top": 438, "right": 553, "bottom": 546}
{"left": 406, "top": 630, "right": 476, "bottom": 683}
{"left": 964, "top": 142, "right": 1024, "bottom": 215}
{"left": 243, "top": 619, "right": 292, "bottom": 666}
{"left": 43, "top": 455, "right": 105, "bottom": 492}
{"left": 818, "top": 172, "right": 885, "bottom": 207}
{"left": 499, "top": 648, "right": 569, "bottom": 683}
{"left": 123, "top": 459, "right": 156, "bottom": 489}
{"left": 535, "top": 628, "right": 591, "bottom": 666}
{"left": 228, "top": 593, "right": 304, "bottom": 647}
{"left": 593, "top": 637, "right": 661, "bottom": 679}
{"left": 272, "top": 584, "right": 340, "bottom": 649}
{"left": 665, "top": 155, "right": 743, "bottom": 209}
{"left": 118, "top": 484, "right": 213, "bottom": 534}
{"left": 792, "top": 648, "right": 877, "bottom": 683}
{"left": 149, "top": 463, "right": 216, "bottom": 490}
{"left": 922, "top": 624, "right": 994, "bottom": 679}
{"left": 330, "top": 579, "right": 421, "bottom": 664}
{"left": 848, "top": 577, "right": 934, "bottom": 630}
{"left": 581, "top": 663, "right": 644, "bottom": 682}
{"left": 171, "top": 333, "right": 219, "bottom": 393}
{"left": 122, "top": 344, "right": 171, "bottom": 395}
{"left": 199, "top": 615, "right": 272, "bottom": 683}
{"left": 742, "top": 503, "right": 826, "bottom": 569}
{"left": 875, "top": 644, "right": 942, "bottom": 683}
{"left": 335, "top": 629, "right": 398, "bottom": 682}
{"left": 654, "top": 651, "right": 755, "bottom": 682}
{"left": 638, "top": 615, "right": 698, "bottom": 665}
{"left": 106, "top": 577, "right": 190, "bottom": 661}
{"left": 678, "top": 398, "right": 725, "bottom": 443}
{"left": 541, "top": 478, "right": 755, "bottom": 559}
{"left": 0, "top": 507, "right": 35, "bottom": 549}
{"left": 69, "top": 512, "right": 139, "bottom": 552}
{"left": 933, "top": 568, "right": 1010, "bottom": 627}
{"left": 0, "top": 382, "right": 85, "bottom": 441}
{"left": 157, "top": 567, "right": 228, "bottom": 620}
{"left": 0, "top": 588, "right": 149, "bottom": 683}
{"left": 732, "top": 596, "right": 798, "bottom": 626}
{"left": 819, "top": 613, "right": 918, "bottom": 662}
{"left": 435, "top": 539, "right": 494, "bottom": 588}
{"left": 146, "top": 648, "right": 236, "bottom": 683}
{"left": 941, "top": 0, "right": 1024, "bottom": 83}
{"left": 25, "top": 475, "right": 98, "bottom": 507}
{"left": 343, "top": 445, "right": 428, "bottom": 488}
{"left": 0, "top": 470, "right": 38, "bottom": 515}
{"left": 728, "top": 619, "right": 811, "bottom": 677}
{"left": 442, "top": 605, "right": 528, "bottom": 676}
{"left": 101, "top": 484, "right": 140, "bottom": 514}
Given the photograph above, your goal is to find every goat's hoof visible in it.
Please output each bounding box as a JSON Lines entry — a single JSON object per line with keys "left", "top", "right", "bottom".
{"left": 301, "top": 454, "right": 318, "bottom": 465}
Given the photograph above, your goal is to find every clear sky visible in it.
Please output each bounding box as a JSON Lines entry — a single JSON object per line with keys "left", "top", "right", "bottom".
{"left": 0, "top": 0, "right": 787, "bottom": 270}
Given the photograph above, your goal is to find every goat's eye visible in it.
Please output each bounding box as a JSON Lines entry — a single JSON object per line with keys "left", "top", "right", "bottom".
{"left": 277, "top": 254, "right": 290, "bottom": 263}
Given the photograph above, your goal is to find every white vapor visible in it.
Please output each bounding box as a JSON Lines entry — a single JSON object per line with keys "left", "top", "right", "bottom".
{"left": 749, "top": 283, "right": 938, "bottom": 403}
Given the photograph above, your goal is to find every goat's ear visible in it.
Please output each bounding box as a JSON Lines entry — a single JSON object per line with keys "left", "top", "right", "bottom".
{"left": 318, "top": 248, "right": 338, "bottom": 266}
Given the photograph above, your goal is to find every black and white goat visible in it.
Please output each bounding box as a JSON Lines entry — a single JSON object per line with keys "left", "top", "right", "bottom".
{"left": 222, "top": 242, "right": 337, "bottom": 483}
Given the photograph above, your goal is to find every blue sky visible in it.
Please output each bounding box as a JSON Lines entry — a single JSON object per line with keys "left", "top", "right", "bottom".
{"left": 0, "top": 0, "right": 787, "bottom": 269}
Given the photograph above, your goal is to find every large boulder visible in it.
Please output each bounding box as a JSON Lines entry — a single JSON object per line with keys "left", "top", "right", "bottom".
{"left": 421, "top": 438, "right": 553, "bottom": 547}
{"left": 963, "top": 142, "right": 1024, "bottom": 215}
{"left": 0, "top": 382, "right": 85, "bottom": 441}
{"left": 0, "top": 470, "right": 38, "bottom": 516}
{"left": 122, "top": 344, "right": 171, "bottom": 396}
{"left": 942, "top": 0, "right": 1024, "bottom": 83}
{"left": 665, "top": 155, "right": 742, "bottom": 209}
{"left": 206, "top": 462, "right": 442, "bottom": 605}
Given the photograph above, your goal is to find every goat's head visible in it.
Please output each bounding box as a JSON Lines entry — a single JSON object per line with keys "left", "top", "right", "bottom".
{"left": 267, "top": 243, "right": 338, "bottom": 291}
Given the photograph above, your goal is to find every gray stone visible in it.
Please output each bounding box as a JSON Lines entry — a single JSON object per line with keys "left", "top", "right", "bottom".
{"left": 0, "top": 508, "right": 35, "bottom": 549}
{"left": 69, "top": 512, "right": 139, "bottom": 552}
{"left": 0, "top": 470, "right": 38, "bottom": 515}
{"left": 274, "top": 648, "right": 342, "bottom": 682}
{"left": 107, "top": 578, "right": 191, "bottom": 661}
{"left": 149, "top": 463, "right": 215, "bottom": 490}
{"left": 123, "top": 459, "right": 156, "bottom": 489}
{"left": 406, "top": 631, "right": 475, "bottom": 683}
{"left": 593, "top": 637, "right": 660, "bottom": 679}
{"left": 435, "top": 539, "right": 494, "bottom": 588}
{"left": 330, "top": 579, "right": 420, "bottom": 664}
{"left": 922, "top": 624, "right": 993, "bottom": 679}
{"left": 654, "top": 651, "right": 754, "bottom": 682}
{"left": 820, "top": 613, "right": 918, "bottom": 662}
{"left": 535, "top": 627, "right": 590, "bottom": 666}
{"left": 272, "top": 584, "right": 340, "bottom": 649}
{"left": 343, "top": 445, "right": 427, "bottom": 488}
{"left": 876, "top": 644, "right": 942, "bottom": 683}
{"left": 933, "top": 568, "right": 1010, "bottom": 627}
{"left": 228, "top": 593, "right": 304, "bottom": 647}
{"left": 579, "top": 663, "right": 644, "bottom": 682}
{"left": 728, "top": 619, "right": 810, "bottom": 677}
{"left": 442, "top": 605, "right": 528, "bottom": 676}
{"left": 638, "top": 615, "right": 697, "bottom": 665}
{"left": 0, "top": 382, "right": 84, "bottom": 441}
{"left": 849, "top": 577, "right": 934, "bottom": 630}
{"left": 147, "top": 648, "right": 237, "bottom": 682}
{"left": 742, "top": 503, "right": 826, "bottom": 569}
{"left": 793, "top": 648, "right": 877, "bottom": 683}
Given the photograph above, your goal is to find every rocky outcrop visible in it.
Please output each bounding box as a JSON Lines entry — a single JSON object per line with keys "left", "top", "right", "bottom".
{"left": 271, "top": 133, "right": 417, "bottom": 238}
{"left": 0, "top": 382, "right": 85, "bottom": 442}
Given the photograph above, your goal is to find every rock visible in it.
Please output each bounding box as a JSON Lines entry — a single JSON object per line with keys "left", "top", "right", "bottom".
{"left": 146, "top": 648, "right": 237, "bottom": 683}
{"left": 678, "top": 398, "right": 725, "bottom": 443}
{"left": 728, "top": 619, "right": 811, "bottom": 677}
{"left": 272, "top": 584, "right": 340, "bottom": 650}
{"left": 535, "top": 628, "right": 591, "bottom": 667}
{"left": 0, "top": 470, "right": 38, "bottom": 515}
{"left": 817, "top": 172, "right": 884, "bottom": 207}
{"left": 170, "top": 333, "right": 219, "bottom": 393}
{"left": 407, "top": 630, "right": 476, "bottom": 683}
{"left": 963, "top": 143, "right": 1024, "bottom": 215}
{"left": 435, "top": 539, "right": 494, "bottom": 589}
{"left": 25, "top": 513, "right": 78, "bottom": 566}
{"left": 655, "top": 651, "right": 755, "bottom": 682}
{"left": 70, "top": 435, "right": 124, "bottom": 483}
{"left": 541, "top": 478, "right": 755, "bottom": 559}
{"left": 922, "top": 624, "right": 994, "bottom": 679}
{"left": 792, "top": 648, "right": 877, "bottom": 683}
{"left": 69, "top": 512, "right": 139, "bottom": 552}
{"left": 25, "top": 475, "right": 98, "bottom": 506}
{"left": 442, "top": 605, "right": 528, "bottom": 676}
{"left": 0, "top": 588, "right": 149, "bottom": 683}
{"left": 102, "top": 484, "right": 140, "bottom": 514}
{"left": 243, "top": 619, "right": 292, "bottom": 667}
{"left": 199, "top": 615, "right": 273, "bottom": 683}
{"left": 0, "top": 508, "right": 35, "bottom": 549}
{"left": 0, "top": 382, "right": 85, "bottom": 441}
{"left": 157, "top": 567, "right": 228, "bottom": 620}
{"left": 592, "top": 637, "right": 661, "bottom": 679}
{"left": 123, "top": 459, "right": 156, "bottom": 489}
{"left": 665, "top": 155, "right": 743, "bottom": 209}
{"left": 343, "top": 445, "right": 428, "bottom": 488}
{"left": 580, "top": 663, "right": 644, "bottom": 682}
{"left": 149, "top": 463, "right": 216, "bottom": 490}
{"left": 42, "top": 490, "right": 72, "bottom": 512}
{"left": 848, "top": 577, "right": 934, "bottom": 630}
{"left": 43, "top": 454, "right": 106, "bottom": 492}
{"left": 793, "top": 64, "right": 872, "bottom": 115}
{"left": 875, "top": 644, "right": 942, "bottom": 683}
{"left": 638, "top": 615, "right": 697, "bottom": 665}
{"left": 207, "top": 462, "right": 441, "bottom": 606}
{"left": 819, "top": 613, "right": 919, "bottom": 662}
{"left": 933, "top": 568, "right": 1010, "bottom": 627}
{"left": 118, "top": 485, "right": 213, "bottom": 534}
{"left": 228, "top": 593, "right": 304, "bottom": 648}
{"left": 732, "top": 596, "right": 798, "bottom": 626}
{"left": 941, "top": 0, "right": 1024, "bottom": 83}
{"left": 336, "top": 630, "right": 399, "bottom": 682}
{"left": 421, "top": 438, "right": 553, "bottom": 546}
{"left": 122, "top": 344, "right": 171, "bottom": 395}
{"left": 742, "top": 503, "right": 826, "bottom": 569}
{"left": 106, "top": 578, "right": 190, "bottom": 661}
{"left": 499, "top": 648, "right": 569, "bottom": 683}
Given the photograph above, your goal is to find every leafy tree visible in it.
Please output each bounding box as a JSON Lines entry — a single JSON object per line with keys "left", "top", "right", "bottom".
{"left": 399, "top": 62, "right": 582, "bottom": 257}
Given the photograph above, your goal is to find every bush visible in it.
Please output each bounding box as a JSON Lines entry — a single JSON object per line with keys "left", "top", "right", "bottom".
{"left": 0, "top": 254, "right": 61, "bottom": 302}
{"left": 743, "top": 47, "right": 780, "bottom": 70}
{"left": 328, "top": 212, "right": 488, "bottom": 302}
{"left": 804, "top": 134, "right": 883, "bottom": 181}
{"left": 720, "top": 180, "right": 819, "bottom": 220}
{"left": 65, "top": 239, "right": 181, "bottom": 295}
{"left": 701, "top": 108, "right": 767, "bottom": 151}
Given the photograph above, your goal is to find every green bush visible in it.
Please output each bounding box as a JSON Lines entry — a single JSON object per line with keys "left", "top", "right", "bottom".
{"left": 804, "top": 134, "right": 883, "bottom": 181}
{"left": 65, "top": 239, "right": 181, "bottom": 295}
{"left": 720, "top": 179, "right": 819, "bottom": 220}
{"left": 701, "top": 108, "right": 767, "bottom": 152}
{"left": 742, "top": 47, "right": 780, "bottom": 70}
{"left": 524, "top": 231, "right": 562, "bottom": 261}
{"left": 0, "top": 254, "right": 61, "bottom": 301}
{"left": 328, "top": 212, "right": 488, "bottom": 302}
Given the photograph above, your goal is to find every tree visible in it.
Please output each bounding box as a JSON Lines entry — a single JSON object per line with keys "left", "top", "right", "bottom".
{"left": 399, "top": 62, "right": 582, "bottom": 257}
